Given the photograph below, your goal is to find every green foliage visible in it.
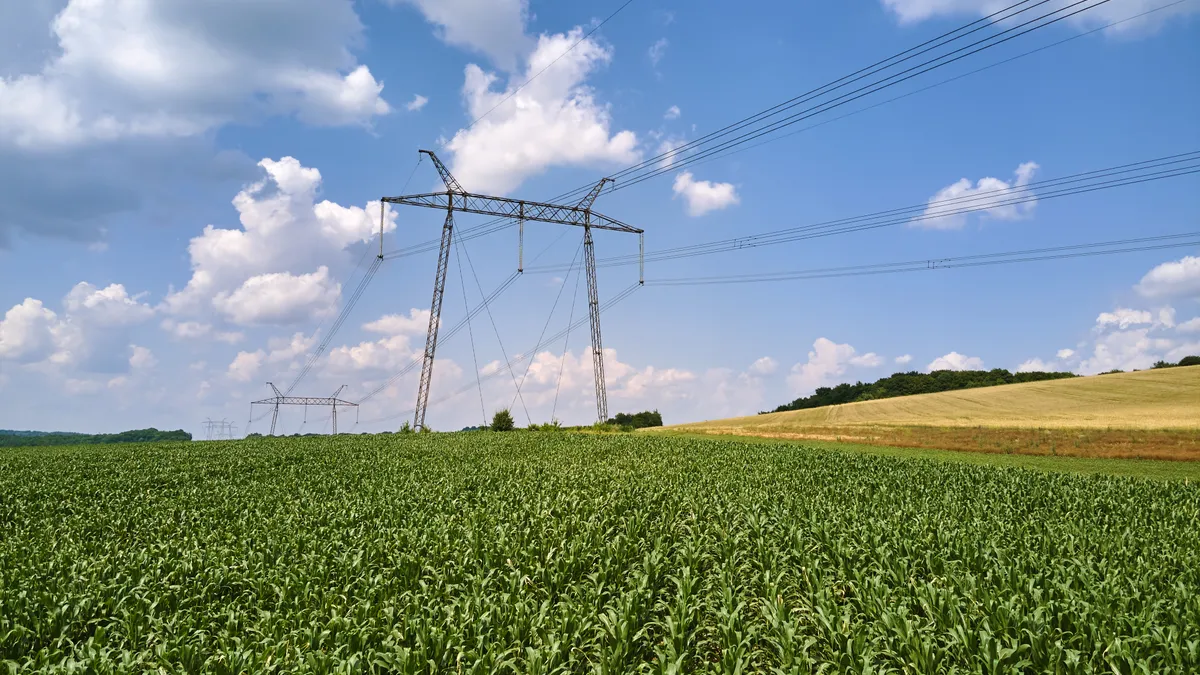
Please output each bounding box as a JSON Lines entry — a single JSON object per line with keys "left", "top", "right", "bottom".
{"left": 1, "top": 434, "right": 1197, "bottom": 671}
{"left": 1153, "top": 356, "right": 1200, "bottom": 369}
{"left": 490, "top": 409, "right": 515, "bottom": 432}
{"left": 0, "top": 428, "right": 191, "bottom": 448}
{"left": 398, "top": 421, "right": 413, "bottom": 434}
{"left": 606, "top": 410, "right": 664, "bottom": 429}
{"left": 768, "top": 368, "right": 1077, "bottom": 413}
{"left": 527, "top": 419, "right": 563, "bottom": 432}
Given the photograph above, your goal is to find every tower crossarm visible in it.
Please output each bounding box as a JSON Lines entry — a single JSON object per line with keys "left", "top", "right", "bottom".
{"left": 382, "top": 192, "right": 643, "bottom": 234}
{"left": 251, "top": 396, "right": 359, "bottom": 407}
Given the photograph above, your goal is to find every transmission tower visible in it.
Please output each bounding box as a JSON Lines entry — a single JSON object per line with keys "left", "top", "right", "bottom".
{"left": 383, "top": 150, "right": 644, "bottom": 427}
{"left": 250, "top": 383, "right": 359, "bottom": 435}
{"left": 202, "top": 418, "right": 237, "bottom": 440}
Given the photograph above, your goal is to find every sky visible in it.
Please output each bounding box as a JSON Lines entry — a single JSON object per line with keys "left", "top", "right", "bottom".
{"left": 0, "top": 0, "right": 1198, "bottom": 436}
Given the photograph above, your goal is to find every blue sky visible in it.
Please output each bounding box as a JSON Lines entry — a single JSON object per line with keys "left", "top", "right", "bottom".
{"left": 1, "top": 0, "right": 1197, "bottom": 435}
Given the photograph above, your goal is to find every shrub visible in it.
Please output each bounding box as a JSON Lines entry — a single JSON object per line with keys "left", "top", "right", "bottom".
{"left": 491, "top": 409, "right": 515, "bottom": 432}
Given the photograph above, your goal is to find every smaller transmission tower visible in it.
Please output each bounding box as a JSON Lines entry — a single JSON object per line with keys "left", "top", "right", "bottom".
{"left": 202, "top": 418, "right": 237, "bottom": 440}
{"left": 250, "top": 383, "right": 358, "bottom": 435}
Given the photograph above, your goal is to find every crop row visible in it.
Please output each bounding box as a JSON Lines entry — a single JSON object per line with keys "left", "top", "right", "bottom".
{"left": 2, "top": 434, "right": 1198, "bottom": 673}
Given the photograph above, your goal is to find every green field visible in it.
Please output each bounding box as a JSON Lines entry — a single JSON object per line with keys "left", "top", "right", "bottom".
{"left": 3, "top": 434, "right": 1200, "bottom": 673}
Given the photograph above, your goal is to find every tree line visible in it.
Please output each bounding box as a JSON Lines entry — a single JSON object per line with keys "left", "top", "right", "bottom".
{"left": 766, "top": 369, "right": 1077, "bottom": 414}
{"left": 0, "top": 428, "right": 192, "bottom": 447}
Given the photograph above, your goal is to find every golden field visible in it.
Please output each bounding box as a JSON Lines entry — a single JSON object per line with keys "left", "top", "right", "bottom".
{"left": 659, "top": 366, "right": 1200, "bottom": 460}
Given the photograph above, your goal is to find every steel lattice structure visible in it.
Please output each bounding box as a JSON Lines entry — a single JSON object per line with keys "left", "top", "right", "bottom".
{"left": 383, "top": 150, "right": 643, "bottom": 427}
{"left": 251, "top": 383, "right": 358, "bottom": 435}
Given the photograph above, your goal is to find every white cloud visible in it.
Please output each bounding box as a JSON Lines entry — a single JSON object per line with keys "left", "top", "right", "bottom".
{"left": 913, "top": 161, "right": 1038, "bottom": 230}
{"left": 1178, "top": 317, "right": 1200, "bottom": 334}
{"left": 664, "top": 105, "right": 681, "bottom": 120}
{"left": 1135, "top": 256, "right": 1200, "bottom": 299}
{"left": 63, "top": 282, "right": 153, "bottom": 326}
{"left": 672, "top": 171, "right": 740, "bottom": 217}
{"left": 391, "top": 0, "right": 531, "bottom": 71}
{"left": 1016, "top": 358, "right": 1054, "bottom": 373}
{"left": 1056, "top": 348, "right": 1076, "bottom": 359}
{"left": 1077, "top": 328, "right": 1164, "bottom": 374}
{"left": 1095, "top": 308, "right": 1153, "bottom": 331}
{"left": 0, "top": 0, "right": 389, "bottom": 150}
{"left": 163, "top": 156, "right": 395, "bottom": 324}
{"left": 749, "top": 356, "right": 778, "bottom": 375}
{"left": 894, "top": 354, "right": 913, "bottom": 365}
{"left": 880, "top": 0, "right": 1200, "bottom": 36}
{"left": 849, "top": 352, "right": 884, "bottom": 367}
{"left": 364, "top": 309, "right": 433, "bottom": 336}
{"left": 787, "top": 338, "right": 879, "bottom": 394}
{"left": 648, "top": 38, "right": 669, "bottom": 66}
{"left": 213, "top": 267, "right": 341, "bottom": 326}
{"left": 129, "top": 345, "right": 157, "bottom": 371}
{"left": 445, "top": 28, "right": 640, "bottom": 195}
{"left": 227, "top": 350, "right": 265, "bottom": 382}
{"left": 927, "top": 351, "right": 984, "bottom": 371}
{"left": 0, "top": 298, "right": 61, "bottom": 363}
{"left": 267, "top": 332, "right": 317, "bottom": 364}
{"left": 406, "top": 94, "right": 429, "bottom": 112}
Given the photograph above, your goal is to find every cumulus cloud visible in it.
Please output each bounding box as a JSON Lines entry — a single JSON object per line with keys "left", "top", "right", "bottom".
{"left": 0, "top": 299, "right": 62, "bottom": 363}
{"left": 880, "top": 0, "right": 1200, "bottom": 36}
{"left": 63, "top": 282, "right": 153, "bottom": 326}
{"left": 444, "top": 28, "right": 640, "bottom": 194}
{"left": 927, "top": 351, "right": 984, "bottom": 371}
{"left": 1135, "top": 256, "right": 1200, "bottom": 299}
{"left": 913, "top": 161, "right": 1038, "bottom": 229}
{"left": 1077, "top": 328, "right": 1174, "bottom": 374}
{"left": 1056, "top": 348, "right": 1076, "bottom": 359}
{"left": 0, "top": 0, "right": 389, "bottom": 150}
{"left": 1095, "top": 308, "right": 1154, "bottom": 331}
{"left": 672, "top": 171, "right": 740, "bottom": 216}
{"left": 213, "top": 267, "right": 341, "bottom": 326}
{"left": 227, "top": 350, "right": 265, "bottom": 383}
{"left": 664, "top": 105, "right": 681, "bottom": 120}
{"left": 163, "top": 156, "right": 395, "bottom": 325}
{"left": 748, "top": 356, "right": 778, "bottom": 375}
{"left": 894, "top": 354, "right": 913, "bottom": 365}
{"left": 406, "top": 94, "right": 429, "bottom": 112}
{"left": 129, "top": 345, "right": 157, "bottom": 371}
{"left": 1016, "top": 358, "right": 1053, "bottom": 373}
{"left": 364, "top": 309, "right": 433, "bottom": 336}
{"left": 390, "top": 0, "right": 530, "bottom": 71}
{"left": 787, "top": 338, "right": 882, "bottom": 394}
{"left": 1178, "top": 317, "right": 1200, "bottom": 334}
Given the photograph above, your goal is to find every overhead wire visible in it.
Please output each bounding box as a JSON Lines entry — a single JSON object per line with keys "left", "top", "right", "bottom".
{"left": 510, "top": 238, "right": 585, "bottom": 411}
{"left": 523, "top": 151, "right": 1200, "bottom": 273}
{"left": 356, "top": 282, "right": 641, "bottom": 426}
{"left": 603, "top": 0, "right": 1118, "bottom": 193}
{"left": 553, "top": 257, "right": 586, "bottom": 422}
{"left": 378, "top": 0, "right": 1134, "bottom": 261}
{"left": 643, "top": 232, "right": 1200, "bottom": 286}
{"left": 459, "top": 239, "right": 532, "bottom": 425}
{"left": 453, "top": 235, "right": 488, "bottom": 427}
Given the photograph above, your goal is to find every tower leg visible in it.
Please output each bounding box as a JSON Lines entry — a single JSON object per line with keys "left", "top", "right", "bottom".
{"left": 583, "top": 226, "right": 608, "bottom": 423}
{"left": 270, "top": 402, "right": 280, "bottom": 436}
{"left": 414, "top": 211, "right": 455, "bottom": 430}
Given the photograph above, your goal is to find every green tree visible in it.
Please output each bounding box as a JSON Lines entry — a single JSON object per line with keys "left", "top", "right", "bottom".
{"left": 1178, "top": 355, "right": 1200, "bottom": 367}
{"left": 491, "top": 409, "right": 515, "bottom": 432}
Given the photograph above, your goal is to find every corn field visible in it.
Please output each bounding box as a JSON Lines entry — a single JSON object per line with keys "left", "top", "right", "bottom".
{"left": 2, "top": 433, "right": 1198, "bottom": 673}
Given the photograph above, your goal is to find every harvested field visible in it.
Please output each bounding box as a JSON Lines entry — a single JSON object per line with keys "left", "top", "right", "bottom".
{"left": 664, "top": 366, "right": 1200, "bottom": 460}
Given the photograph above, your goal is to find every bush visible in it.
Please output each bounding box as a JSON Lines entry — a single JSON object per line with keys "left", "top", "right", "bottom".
{"left": 398, "top": 422, "right": 413, "bottom": 434}
{"left": 491, "top": 409, "right": 515, "bottom": 432}
{"left": 1178, "top": 355, "right": 1200, "bottom": 367}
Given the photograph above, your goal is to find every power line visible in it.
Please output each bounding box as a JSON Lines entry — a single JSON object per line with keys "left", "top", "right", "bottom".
{"left": 379, "top": 0, "right": 1141, "bottom": 261}
{"left": 604, "top": 0, "right": 1118, "bottom": 194}
{"left": 643, "top": 232, "right": 1200, "bottom": 286}
{"left": 523, "top": 151, "right": 1200, "bottom": 273}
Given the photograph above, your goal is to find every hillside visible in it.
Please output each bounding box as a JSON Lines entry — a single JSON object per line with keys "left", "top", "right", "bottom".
{"left": 661, "top": 366, "right": 1200, "bottom": 460}
{"left": 676, "top": 366, "right": 1200, "bottom": 431}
